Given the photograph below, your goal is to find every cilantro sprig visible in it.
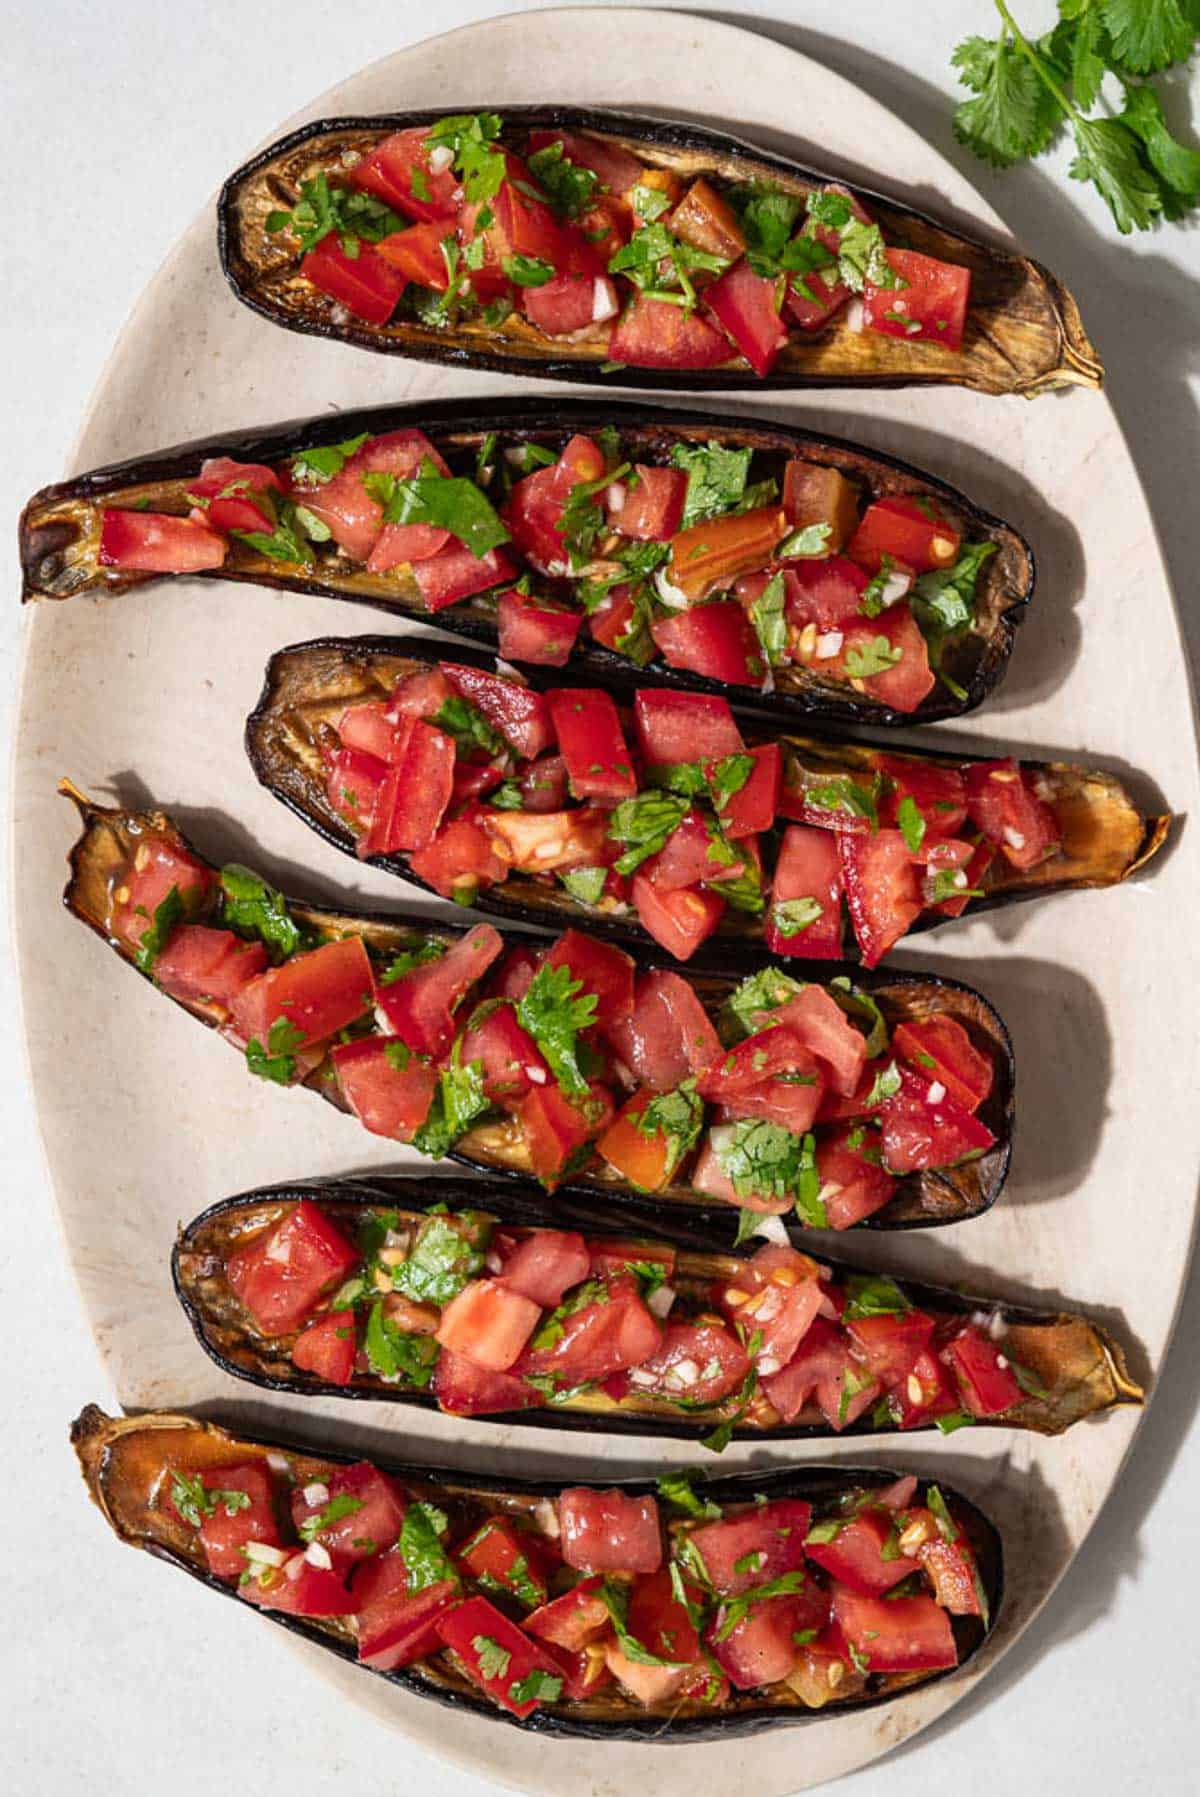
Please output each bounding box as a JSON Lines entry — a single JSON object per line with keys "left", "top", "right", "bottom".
{"left": 516, "top": 961, "right": 599, "bottom": 1096}
{"left": 951, "top": 3, "right": 1200, "bottom": 234}
{"left": 267, "top": 173, "right": 403, "bottom": 256}
{"left": 361, "top": 457, "right": 510, "bottom": 559}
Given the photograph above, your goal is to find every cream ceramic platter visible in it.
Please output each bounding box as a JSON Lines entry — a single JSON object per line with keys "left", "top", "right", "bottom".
{"left": 14, "top": 10, "right": 1199, "bottom": 1794}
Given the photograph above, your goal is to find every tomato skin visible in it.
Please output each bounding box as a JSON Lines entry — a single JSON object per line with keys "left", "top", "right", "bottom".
{"left": 813, "top": 1127, "right": 897, "bottom": 1231}
{"left": 435, "top": 1277, "right": 542, "bottom": 1372}
{"left": 497, "top": 590, "right": 583, "bottom": 667}
{"left": 941, "top": 1324, "right": 1022, "bottom": 1415}
{"left": 766, "top": 823, "right": 845, "bottom": 960}
{"left": 863, "top": 248, "right": 970, "bottom": 351}
{"left": 707, "top": 1592, "right": 821, "bottom": 1690}
{"left": 804, "top": 1508, "right": 915, "bottom": 1597}
{"left": 525, "top": 1575, "right": 610, "bottom": 1650}
{"left": 171, "top": 1462, "right": 281, "bottom": 1581}
{"left": 629, "top": 1320, "right": 751, "bottom": 1405}
{"left": 522, "top": 270, "right": 618, "bottom": 335}
{"left": 559, "top": 1489, "right": 662, "bottom": 1574}
{"left": 461, "top": 1002, "right": 550, "bottom": 1108}
{"left": 632, "top": 874, "right": 726, "bottom": 962}
{"left": 290, "top": 1310, "right": 356, "bottom": 1385}
{"left": 349, "top": 127, "right": 460, "bottom": 222}
{"left": 652, "top": 602, "right": 764, "bottom": 687}
{"left": 964, "top": 758, "right": 1061, "bottom": 869}
{"left": 431, "top": 1348, "right": 543, "bottom": 1417}
{"left": 114, "top": 833, "right": 215, "bottom": 952}
{"left": 844, "top": 1309, "right": 936, "bottom": 1387}
{"left": 300, "top": 236, "right": 405, "bottom": 324}
{"left": 189, "top": 457, "right": 281, "bottom": 534}
{"left": 355, "top": 1563, "right": 461, "bottom": 1671}
{"left": 611, "top": 465, "right": 688, "bottom": 540}
{"left": 699, "top": 1025, "right": 821, "bottom": 1102}
{"left": 703, "top": 259, "right": 789, "bottom": 375}
{"left": 634, "top": 691, "right": 744, "bottom": 766}
{"left": 412, "top": 543, "right": 517, "bottom": 611}
{"left": 363, "top": 720, "right": 456, "bottom": 856}
{"left": 877, "top": 753, "right": 967, "bottom": 838}
{"left": 99, "top": 508, "right": 227, "bottom": 573}
{"left": 838, "top": 827, "right": 923, "bottom": 967}
{"left": 604, "top": 968, "right": 721, "bottom": 1091}
{"left": 831, "top": 1584, "right": 958, "bottom": 1673}
{"left": 546, "top": 688, "right": 637, "bottom": 802}
{"left": 668, "top": 506, "right": 790, "bottom": 604}
{"left": 716, "top": 742, "right": 781, "bottom": 840}
{"left": 242, "top": 1556, "right": 358, "bottom": 1618}
{"left": 609, "top": 293, "right": 731, "bottom": 368}
{"left": 437, "top": 1595, "right": 566, "bottom": 1718}
{"left": 456, "top": 1516, "right": 550, "bottom": 1610}
{"left": 337, "top": 700, "right": 411, "bottom": 764}
{"left": 330, "top": 1037, "right": 438, "bottom": 1142}
{"left": 153, "top": 926, "right": 268, "bottom": 1013}
{"left": 498, "top": 1229, "right": 590, "bottom": 1308}
{"left": 879, "top": 1067, "right": 996, "bottom": 1174}
{"left": 440, "top": 661, "right": 553, "bottom": 760}
{"left": 688, "top": 1499, "right": 813, "bottom": 1595}
{"left": 517, "top": 1080, "right": 615, "bottom": 1186}
{"left": 229, "top": 935, "right": 375, "bottom": 1053}
{"left": 375, "top": 923, "right": 503, "bottom": 1057}
{"left": 772, "top": 985, "right": 866, "bottom": 1096}
{"left": 918, "top": 1535, "right": 985, "bottom": 1616}
{"left": 545, "top": 930, "right": 636, "bottom": 1033}
{"left": 893, "top": 1016, "right": 993, "bottom": 1112}
{"left": 848, "top": 496, "right": 961, "bottom": 576}
{"left": 226, "top": 1200, "right": 361, "bottom": 1337}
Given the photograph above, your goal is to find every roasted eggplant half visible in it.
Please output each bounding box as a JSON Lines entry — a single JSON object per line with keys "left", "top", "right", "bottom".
{"left": 73, "top": 1404, "right": 1002, "bottom": 1736}
{"left": 247, "top": 634, "right": 1168, "bottom": 965}
{"left": 175, "top": 1176, "right": 1142, "bottom": 1444}
{"left": 21, "top": 400, "right": 1035, "bottom": 729}
{"left": 218, "top": 105, "right": 1099, "bottom": 397}
{"left": 61, "top": 784, "right": 1014, "bottom": 1234}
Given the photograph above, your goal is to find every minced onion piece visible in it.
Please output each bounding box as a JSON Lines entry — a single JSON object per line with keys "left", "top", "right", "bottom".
{"left": 592, "top": 278, "right": 619, "bottom": 324}
{"left": 302, "top": 1481, "right": 330, "bottom": 1508}
{"left": 533, "top": 1498, "right": 560, "bottom": 1538}
{"left": 757, "top": 1354, "right": 781, "bottom": 1376}
{"left": 815, "top": 631, "right": 843, "bottom": 660}
{"left": 243, "top": 1541, "right": 289, "bottom": 1568}
{"left": 628, "top": 1366, "right": 658, "bottom": 1388}
{"left": 927, "top": 1081, "right": 947, "bottom": 1104}
{"left": 428, "top": 144, "right": 455, "bottom": 174}
{"left": 878, "top": 567, "right": 913, "bottom": 606}
{"left": 606, "top": 481, "right": 627, "bottom": 514}
{"left": 655, "top": 567, "right": 691, "bottom": 609}
{"left": 750, "top": 1213, "right": 790, "bottom": 1247}
{"left": 1003, "top": 827, "right": 1026, "bottom": 851}
{"left": 266, "top": 1452, "right": 291, "bottom": 1476}
{"left": 304, "top": 1541, "right": 333, "bottom": 1571}
{"left": 666, "top": 1358, "right": 700, "bottom": 1389}
{"left": 845, "top": 297, "right": 865, "bottom": 332}
{"left": 647, "top": 1283, "right": 677, "bottom": 1319}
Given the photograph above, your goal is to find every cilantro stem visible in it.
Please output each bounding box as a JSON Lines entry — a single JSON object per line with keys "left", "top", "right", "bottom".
{"left": 992, "top": 1, "right": 1078, "bottom": 124}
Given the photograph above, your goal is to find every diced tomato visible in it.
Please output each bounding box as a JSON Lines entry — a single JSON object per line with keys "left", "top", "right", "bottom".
{"left": 780, "top": 461, "right": 859, "bottom": 550}
{"left": 455, "top": 1516, "right": 550, "bottom": 1610}
{"left": 188, "top": 456, "right": 281, "bottom": 535}
{"left": 645, "top": 809, "right": 746, "bottom": 892}
{"left": 934, "top": 837, "right": 994, "bottom": 919}
{"left": 517, "top": 1080, "right": 614, "bottom": 1186}
{"left": 331, "top": 1037, "right": 438, "bottom": 1142}
{"left": 435, "top": 1278, "right": 541, "bottom": 1372}
{"left": 609, "top": 293, "right": 731, "bottom": 368}
{"left": 483, "top": 805, "right": 610, "bottom": 875}
{"left": 863, "top": 248, "right": 970, "bottom": 352}
{"left": 831, "top": 1585, "right": 957, "bottom": 1673}
{"left": 611, "top": 465, "right": 688, "bottom": 540}
{"left": 587, "top": 582, "right": 639, "bottom": 653}
{"left": 350, "top": 127, "right": 460, "bottom": 222}
{"left": 760, "top": 1315, "right": 841, "bottom": 1423}
{"left": 516, "top": 1270, "right": 660, "bottom": 1386}
{"left": 804, "top": 1507, "right": 914, "bottom": 1596}
{"left": 604, "top": 968, "right": 721, "bottom": 1089}
{"left": 545, "top": 689, "right": 636, "bottom": 801}
{"left": 368, "top": 514, "right": 454, "bottom": 572}
{"left": 113, "top": 833, "right": 215, "bottom": 954}
{"left": 501, "top": 433, "right": 607, "bottom": 572}
{"left": 699, "top": 1025, "right": 821, "bottom": 1108}
{"left": 634, "top": 690, "right": 745, "bottom": 766}
{"left": 630, "top": 1320, "right": 751, "bottom": 1404}
{"left": 498, "top": 1229, "right": 589, "bottom": 1308}
{"left": 375, "top": 923, "right": 502, "bottom": 1056}
{"left": 440, "top": 660, "right": 553, "bottom": 760}
{"left": 527, "top": 128, "right": 646, "bottom": 198}
{"left": 290, "top": 1462, "right": 405, "bottom": 1569}
{"left": 375, "top": 219, "right": 452, "bottom": 291}
{"left": 964, "top": 759, "right": 1061, "bottom": 870}
{"left": 431, "top": 1349, "right": 542, "bottom": 1417}
{"left": 545, "top": 929, "right": 635, "bottom": 1031}
{"left": 98, "top": 508, "right": 227, "bottom": 573}
{"left": 707, "top": 1592, "right": 822, "bottom": 1690}
{"left": 651, "top": 603, "right": 764, "bottom": 687}
{"left": 813, "top": 1127, "right": 897, "bottom": 1231}
{"left": 525, "top": 1575, "right": 610, "bottom": 1651}
{"left": 597, "top": 1091, "right": 678, "bottom": 1192}
{"left": 602, "top": 1572, "right": 706, "bottom": 1703}
{"left": 848, "top": 496, "right": 961, "bottom": 576}
{"left": 942, "top": 1324, "right": 1022, "bottom": 1415}
{"left": 361, "top": 723, "right": 453, "bottom": 858}
{"left": 171, "top": 1462, "right": 281, "bottom": 1581}
{"left": 774, "top": 984, "right": 866, "bottom": 1096}
{"left": 336, "top": 701, "right": 409, "bottom": 765}
{"left": 838, "top": 828, "right": 922, "bottom": 967}
{"left": 522, "top": 269, "right": 617, "bottom": 335}
{"left": 291, "top": 1310, "right": 356, "bottom": 1385}
{"left": 667, "top": 507, "right": 790, "bottom": 604}
{"left": 559, "top": 1488, "right": 662, "bottom": 1574}
{"left": 409, "top": 817, "right": 507, "bottom": 902}
{"left": 878, "top": 753, "right": 967, "bottom": 838}
{"left": 632, "top": 874, "right": 725, "bottom": 961}
{"left": 668, "top": 178, "right": 747, "bottom": 259}
{"left": 784, "top": 263, "right": 850, "bottom": 331}
{"left": 688, "top": 1134, "right": 793, "bottom": 1215}
{"left": 241, "top": 1555, "right": 358, "bottom": 1618}
{"left": 815, "top": 1054, "right": 890, "bottom": 1124}
{"left": 883, "top": 1346, "right": 958, "bottom": 1428}
{"left": 703, "top": 259, "right": 789, "bottom": 376}
{"left": 497, "top": 589, "right": 583, "bottom": 667}
{"left": 766, "top": 824, "right": 845, "bottom": 960}
{"left": 412, "top": 543, "right": 516, "bottom": 611}
{"left": 893, "top": 1017, "right": 992, "bottom": 1112}
{"left": 711, "top": 742, "right": 779, "bottom": 841}
{"left": 230, "top": 935, "right": 374, "bottom": 1056}
{"left": 517, "top": 753, "right": 570, "bottom": 812}
{"left": 604, "top": 1640, "right": 691, "bottom": 1708}
{"left": 436, "top": 1596, "right": 566, "bottom": 1718}
{"left": 687, "top": 1498, "right": 812, "bottom": 1595}
{"left": 225, "top": 1200, "right": 360, "bottom": 1337}
{"left": 300, "top": 236, "right": 405, "bottom": 325}
{"left": 153, "top": 925, "right": 268, "bottom": 1012}
{"left": 845, "top": 1310, "right": 935, "bottom": 1388}
{"left": 715, "top": 1245, "right": 826, "bottom": 1373}
{"left": 355, "top": 1560, "right": 461, "bottom": 1670}
{"left": 461, "top": 1003, "right": 549, "bottom": 1108}
{"left": 760, "top": 557, "right": 870, "bottom": 636}
{"left": 879, "top": 1068, "right": 996, "bottom": 1174}
{"left": 918, "top": 1535, "right": 985, "bottom": 1617}
{"left": 831, "top": 603, "right": 936, "bottom": 713}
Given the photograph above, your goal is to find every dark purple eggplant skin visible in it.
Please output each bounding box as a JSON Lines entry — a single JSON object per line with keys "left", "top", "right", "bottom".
{"left": 245, "top": 631, "right": 1170, "bottom": 958}
{"left": 217, "top": 103, "right": 1100, "bottom": 398}
{"left": 20, "top": 396, "right": 1034, "bottom": 729}
{"left": 72, "top": 1401, "right": 1003, "bottom": 1740}
{"left": 173, "top": 1173, "right": 1142, "bottom": 1439}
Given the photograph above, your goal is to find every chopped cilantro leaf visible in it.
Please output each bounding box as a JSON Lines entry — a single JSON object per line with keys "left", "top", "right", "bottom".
{"left": 516, "top": 962, "right": 599, "bottom": 1097}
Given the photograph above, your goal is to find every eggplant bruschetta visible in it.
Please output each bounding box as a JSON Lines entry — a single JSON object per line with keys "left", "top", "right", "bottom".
{"left": 176, "top": 1178, "right": 1142, "bottom": 1443}
{"left": 248, "top": 637, "right": 1168, "bottom": 967}
{"left": 74, "top": 1405, "right": 1001, "bottom": 1735}
{"left": 218, "top": 105, "right": 1099, "bottom": 396}
{"left": 21, "top": 400, "right": 1034, "bottom": 727}
{"left": 62, "top": 785, "right": 1013, "bottom": 1231}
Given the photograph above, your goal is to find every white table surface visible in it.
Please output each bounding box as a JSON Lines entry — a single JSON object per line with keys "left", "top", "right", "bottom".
{"left": 3, "top": 3, "right": 1198, "bottom": 1791}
